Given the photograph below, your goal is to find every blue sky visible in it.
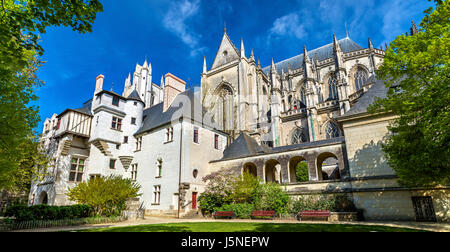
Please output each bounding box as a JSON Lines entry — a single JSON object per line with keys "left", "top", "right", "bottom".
{"left": 34, "top": 0, "right": 432, "bottom": 131}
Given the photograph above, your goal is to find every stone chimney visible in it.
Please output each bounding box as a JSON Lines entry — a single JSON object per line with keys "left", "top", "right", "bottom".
{"left": 95, "top": 74, "right": 104, "bottom": 94}
{"left": 163, "top": 73, "right": 186, "bottom": 112}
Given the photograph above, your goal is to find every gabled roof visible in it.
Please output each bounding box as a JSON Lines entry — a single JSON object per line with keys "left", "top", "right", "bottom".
{"left": 262, "top": 37, "right": 363, "bottom": 75}
{"left": 134, "top": 89, "right": 220, "bottom": 135}
{"left": 211, "top": 32, "right": 241, "bottom": 70}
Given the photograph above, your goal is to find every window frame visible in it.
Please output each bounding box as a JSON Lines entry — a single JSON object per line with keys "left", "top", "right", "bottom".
{"left": 153, "top": 185, "right": 161, "bottom": 205}
{"left": 193, "top": 127, "right": 199, "bottom": 144}
{"left": 131, "top": 163, "right": 138, "bottom": 181}
{"left": 109, "top": 159, "right": 116, "bottom": 169}
{"left": 112, "top": 116, "right": 122, "bottom": 131}
{"left": 69, "top": 157, "right": 85, "bottom": 183}
{"left": 112, "top": 96, "right": 120, "bottom": 107}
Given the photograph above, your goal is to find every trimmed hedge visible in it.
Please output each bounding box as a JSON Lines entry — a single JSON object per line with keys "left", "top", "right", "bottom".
{"left": 4, "top": 204, "right": 93, "bottom": 221}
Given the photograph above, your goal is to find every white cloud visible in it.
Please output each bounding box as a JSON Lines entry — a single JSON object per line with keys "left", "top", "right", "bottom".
{"left": 163, "top": 0, "right": 202, "bottom": 51}
{"left": 269, "top": 13, "right": 306, "bottom": 40}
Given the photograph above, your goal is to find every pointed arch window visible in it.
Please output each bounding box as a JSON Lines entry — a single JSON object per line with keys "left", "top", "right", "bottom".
{"left": 328, "top": 75, "right": 338, "bottom": 100}
{"left": 354, "top": 68, "right": 368, "bottom": 91}
{"left": 291, "top": 128, "right": 307, "bottom": 145}
{"left": 217, "top": 84, "right": 234, "bottom": 131}
{"left": 325, "top": 122, "right": 340, "bottom": 139}
{"left": 300, "top": 85, "right": 307, "bottom": 106}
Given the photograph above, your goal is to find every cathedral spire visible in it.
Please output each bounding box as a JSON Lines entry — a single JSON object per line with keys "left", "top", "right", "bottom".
{"left": 271, "top": 57, "right": 277, "bottom": 73}
{"left": 368, "top": 37, "right": 374, "bottom": 50}
{"left": 250, "top": 48, "right": 255, "bottom": 61}
{"left": 410, "top": 20, "right": 419, "bottom": 35}
{"left": 303, "top": 45, "right": 310, "bottom": 63}
{"left": 143, "top": 59, "right": 148, "bottom": 69}
{"left": 240, "top": 38, "right": 245, "bottom": 58}
{"left": 333, "top": 33, "right": 342, "bottom": 53}
{"left": 257, "top": 58, "right": 261, "bottom": 68}
{"left": 203, "top": 56, "right": 207, "bottom": 74}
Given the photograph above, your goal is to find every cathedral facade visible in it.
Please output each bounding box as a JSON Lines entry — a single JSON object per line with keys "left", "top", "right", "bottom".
{"left": 201, "top": 30, "right": 384, "bottom": 149}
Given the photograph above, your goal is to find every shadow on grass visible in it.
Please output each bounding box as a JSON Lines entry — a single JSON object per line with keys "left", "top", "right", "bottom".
{"left": 79, "top": 222, "right": 427, "bottom": 232}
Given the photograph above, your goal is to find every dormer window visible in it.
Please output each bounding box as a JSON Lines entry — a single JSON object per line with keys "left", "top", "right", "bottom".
{"left": 112, "top": 96, "right": 120, "bottom": 106}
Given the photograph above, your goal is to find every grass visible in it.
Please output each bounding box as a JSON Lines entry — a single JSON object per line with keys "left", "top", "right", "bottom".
{"left": 77, "top": 222, "right": 427, "bottom": 232}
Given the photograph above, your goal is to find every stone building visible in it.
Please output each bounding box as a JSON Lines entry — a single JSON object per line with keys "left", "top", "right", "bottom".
{"left": 31, "top": 22, "right": 449, "bottom": 221}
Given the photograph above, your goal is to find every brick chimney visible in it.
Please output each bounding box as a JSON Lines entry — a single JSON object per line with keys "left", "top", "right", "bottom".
{"left": 163, "top": 73, "right": 186, "bottom": 112}
{"left": 95, "top": 74, "right": 105, "bottom": 94}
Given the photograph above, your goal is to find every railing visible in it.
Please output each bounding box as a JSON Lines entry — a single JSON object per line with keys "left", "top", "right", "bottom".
{"left": 0, "top": 216, "right": 127, "bottom": 232}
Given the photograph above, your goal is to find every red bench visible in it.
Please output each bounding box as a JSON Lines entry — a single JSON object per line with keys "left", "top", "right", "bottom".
{"left": 299, "top": 210, "right": 330, "bottom": 221}
{"left": 251, "top": 210, "right": 276, "bottom": 219}
{"left": 214, "top": 211, "right": 235, "bottom": 219}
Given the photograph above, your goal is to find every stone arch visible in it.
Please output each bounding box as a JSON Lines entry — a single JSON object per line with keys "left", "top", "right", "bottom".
{"left": 316, "top": 152, "right": 341, "bottom": 181}
{"left": 264, "top": 159, "right": 282, "bottom": 184}
{"left": 288, "top": 156, "right": 309, "bottom": 183}
{"left": 242, "top": 162, "right": 258, "bottom": 177}
{"left": 38, "top": 191, "right": 48, "bottom": 205}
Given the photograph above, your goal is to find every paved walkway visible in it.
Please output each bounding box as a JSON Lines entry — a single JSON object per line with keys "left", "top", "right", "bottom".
{"left": 10, "top": 217, "right": 450, "bottom": 232}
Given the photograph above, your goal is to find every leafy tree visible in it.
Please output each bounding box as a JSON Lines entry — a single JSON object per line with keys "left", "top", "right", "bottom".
{"left": 369, "top": 0, "right": 450, "bottom": 187}
{"left": 67, "top": 175, "right": 141, "bottom": 217}
{"left": 1, "top": 134, "right": 50, "bottom": 196}
{"left": 0, "top": 0, "right": 103, "bottom": 189}
{"left": 254, "top": 183, "right": 291, "bottom": 215}
{"left": 198, "top": 168, "right": 236, "bottom": 215}
{"left": 231, "top": 172, "right": 261, "bottom": 204}
{"left": 295, "top": 161, "right": 309, "bottom": 182}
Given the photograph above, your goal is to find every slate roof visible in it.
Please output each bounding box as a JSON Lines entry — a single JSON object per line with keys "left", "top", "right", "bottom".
{"left": 126, "top": 89, "right": 144, "bottom": 103}
{"left": 262, "top": 37, "right": 363, "bottom": 75}
{"left": 218, "top": 133, "right": 346, "bottom": 161}
{"left": 338, "top": 77, "right": 390, "bottom": 120}
{"left": 134, "top": 89, "right": 220, "bottom": 135}
{"left": 222, "top": 133, "right": 270, "bottom": 160}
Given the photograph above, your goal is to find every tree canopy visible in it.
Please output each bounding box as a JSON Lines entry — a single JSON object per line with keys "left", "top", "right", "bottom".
{"left": 0, "top": 0, "right": 103, "bottom": 189}
{"left": 370, "top": 0, "right": 450, "bottom": 187}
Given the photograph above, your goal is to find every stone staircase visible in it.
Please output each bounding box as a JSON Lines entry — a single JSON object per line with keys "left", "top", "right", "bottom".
{"left": 181, "top": 210, "right": 203, "bottom": 219}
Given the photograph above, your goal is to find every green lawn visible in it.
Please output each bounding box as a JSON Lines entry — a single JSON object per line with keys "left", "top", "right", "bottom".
{"left": 78, "top": 222, "right": 426, "bottom": 232}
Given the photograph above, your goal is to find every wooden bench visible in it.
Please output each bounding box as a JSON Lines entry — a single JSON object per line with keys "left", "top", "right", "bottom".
{"left": 214, "top": 211, "right": 235, "bottom": 219}
{"left": 251, "top": 210, "right": 275, "bottom": 219}
{"left": 299, "top": 210, "right": 330, "bottom": 221}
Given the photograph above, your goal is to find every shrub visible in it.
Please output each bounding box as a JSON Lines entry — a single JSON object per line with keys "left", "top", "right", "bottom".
{"left": 254, "top": 183, "right": 291, "bottom": 215}
{"left": 4, "top": 204, "right": 93, "bottom": 221}
{"left": 216, "top": 203, "right": 255, "bottom": 219}
{"left": 290, "top": 195, "right": 335, "bottom": 214}
{"left": 67, "top": 175, "right": 141, "bottom": 217}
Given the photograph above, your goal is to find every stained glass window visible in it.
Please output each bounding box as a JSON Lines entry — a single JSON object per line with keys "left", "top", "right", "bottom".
{"left": 354, "top": 69, "right": 368, "bottom": 91}
{"left": 291, "top": 128, "right": 306, "bottom": 144}
{"left": 325, "top": 122, "right": 340, "bottom": 139}
{"left": 328, "top": 75, "right": 338, "bottom": 100}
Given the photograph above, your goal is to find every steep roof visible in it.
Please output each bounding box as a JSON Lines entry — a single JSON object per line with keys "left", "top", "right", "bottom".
{"left": 221, "top": 133, "right": 270, "bottom": 160}
{"left": 126, "top": 89, "right": 144, "bottom": 103}
{"left": 262, "top": 37, "right": 363, "bottom": 75}
{"left": 338, "top": 77, "right": 390, "bottom": 120}
{"left": 134, "top": 89, "right": 220, "bottom": 135}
